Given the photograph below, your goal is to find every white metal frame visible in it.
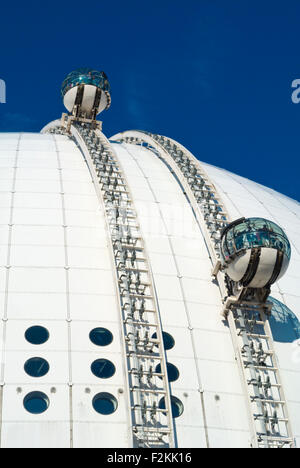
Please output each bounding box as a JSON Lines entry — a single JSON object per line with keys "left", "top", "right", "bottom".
{"left": 42, "top": 121, "right": 176, "bottom": 448}
{"left": 111, "top": 130, "right": 295, "bottom": 449}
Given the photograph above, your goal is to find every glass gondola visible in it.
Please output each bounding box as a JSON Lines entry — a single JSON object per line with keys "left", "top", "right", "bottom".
{"left": 61, "top": 68, "right": 110, "bottom": 98}
{"left": 221, "top": 217, "right": 291, "bottom": 263}
{"left": 220, "top": 217, "right": 291, "bottom": 288}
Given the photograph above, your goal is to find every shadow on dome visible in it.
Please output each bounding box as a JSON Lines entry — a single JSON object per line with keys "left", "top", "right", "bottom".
{"left": 269, "top": 296, "right": 300, "bottom": 343}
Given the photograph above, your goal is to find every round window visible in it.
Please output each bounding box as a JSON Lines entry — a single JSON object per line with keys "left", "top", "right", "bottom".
{"left": 25, "top": 326, "right": 49, "bottom": 345}
{"left": 23, "top": 391, "right": 50, "bottom": 414}
{"left": 159, "top": 396, "right": 184, "bottom": 418}
{"left": 92, "top": 392, "right": 118, "bottom": 415}
{"left": 155, "top": 362, "right": 179, "bottom": 382}
{"left": 24, "top": 357, "right": 50, "bottom": 378}
{"left": 91, "top": 359, "right": 115, "bottom": 379}
{"left": 152, "top": 332, "right": 175, "bottom": 351}
{"left": 89, "top": 328, "right": 113, "bottom": 347}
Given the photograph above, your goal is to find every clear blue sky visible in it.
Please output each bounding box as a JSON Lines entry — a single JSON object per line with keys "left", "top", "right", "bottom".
{"left": 0, "top": 1, "right": 299, "bottom": 200}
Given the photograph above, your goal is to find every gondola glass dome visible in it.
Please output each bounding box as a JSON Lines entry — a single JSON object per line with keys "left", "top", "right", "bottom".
{"left": 220, "top": 217, "right": 291, "bottom": 288}
{"left": 61, "top": 68, "right": 110, "bottom": 98}
{"left": 61, "top": 68, "right": 111, "bottom": 117}
{"left": 221, "top": 217, "right": 291, "bottom": 263}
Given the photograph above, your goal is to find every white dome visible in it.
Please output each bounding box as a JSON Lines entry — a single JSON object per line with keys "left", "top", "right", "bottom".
{"left": 0, "top": 131, "right": 299, "bottom": 448}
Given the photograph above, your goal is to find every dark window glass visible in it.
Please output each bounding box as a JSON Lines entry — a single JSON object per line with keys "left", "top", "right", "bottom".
{"left": 89, "top": 328, "right": 113, "bottom": 347}
{"left": 92, "top": 392, "right": 118, "bottom": 415}
{"left": 155, "top": 362, "right": 179, "bottom": 382}
{"left": 159, "top": 396, "right": 184, "bottom": 418}
{"left": 23, "top": 391, "right": 49, "bottom": 414}
{"left": 25, "top": 326, "right": 49, "bottom": 345}
{"left": 221, "top": 217, "right": 291, "bottom": 261}
{"left": 61, "top": 69, "right": 110, "bottom": 97}
{"left": 152, "top": 332, "right": 175, "bottom": 351}
{"left": 24, "top": 357, "right": 50, "bottom": 378}
{"left": 91, "top": 359, "right": 115, "bottom": 379}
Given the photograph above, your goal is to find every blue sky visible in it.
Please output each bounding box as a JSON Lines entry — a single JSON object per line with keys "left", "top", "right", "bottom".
{"left": 0, "top": 1, "right": 300, "bottom": 200}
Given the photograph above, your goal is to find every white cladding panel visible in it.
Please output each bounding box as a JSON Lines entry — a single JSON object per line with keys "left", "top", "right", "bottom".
{"left": 202, "top": 161, "right": 300, "bottom": 444}
{"left": 0, "top": 132, "right": 299, "bottom": 448}
{"left": 0, "top": 133, "right": 128, "bottom": 448}
{"left": 113, "top": 142, "right": 300, "bottom": 448}
{"left": 114, "top": 143, "right": 250, "bottom": 448}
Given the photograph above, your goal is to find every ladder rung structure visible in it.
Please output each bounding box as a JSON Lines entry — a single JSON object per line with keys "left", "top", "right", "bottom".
{"left": 46, "top": 123, "right": 295, "bottom": 449}
{"left": 114, "top": 130, "right": 296, "bottom": 449}
{"left": 125, "top": 321, "right": 159, "bottom": 328}
{"left": 130, "top": 388, "right": 167, "bottom": 395}
{"left": 69, "top": 123, "right": 174, "bottom": 449}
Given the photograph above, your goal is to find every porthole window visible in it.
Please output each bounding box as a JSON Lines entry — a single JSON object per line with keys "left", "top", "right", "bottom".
{"left": 25, "top": 326, "right": 49, "bottom": 345}
{"left": 92, "top": 392, "right": 118, "bottom": 415}
{"left": 152, "top": 332, "right": 175, "bottom": 351}
{"left": 159, "top": 396, "right": 184, "bottom": 418}
{"left": 89, "top": 328, "right": 113, "bottom": 347}
{"left": 23, "top": 391, "right": 49, "bottom": 414}
{"left": 24, "top": 357, "right": 50, "bottom": 378}
{"left": 91, "top": 359, "right": 115, "bottom": 379}
{"left": 155, "top": 362, "right": 179, "bottom": 382}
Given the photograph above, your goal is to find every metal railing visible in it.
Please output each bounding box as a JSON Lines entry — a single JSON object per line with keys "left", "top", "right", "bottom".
{"left": 111, "top": 130, "right": 295, "bottom": 448}
{"left": 45, "top": 122, "right": 175, "bottom": 448}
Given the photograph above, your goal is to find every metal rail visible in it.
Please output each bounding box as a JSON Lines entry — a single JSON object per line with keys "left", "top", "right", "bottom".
{"left": 44, "top": 122, "right": 175, "bottom": 448}
{"left": 111, "top": 130, "right": 295, "bottom": 448}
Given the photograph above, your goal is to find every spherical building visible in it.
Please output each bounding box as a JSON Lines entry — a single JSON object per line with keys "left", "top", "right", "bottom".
{"left": 0, "top": 70, "right": 299, "bottom": 448}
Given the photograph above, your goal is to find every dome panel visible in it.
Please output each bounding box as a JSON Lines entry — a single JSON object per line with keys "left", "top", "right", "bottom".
{"left": 0, "top": 128, "right": 299, "bottom": 448}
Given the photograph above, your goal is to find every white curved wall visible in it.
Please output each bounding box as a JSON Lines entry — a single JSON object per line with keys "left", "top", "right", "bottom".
{"left": 0, "top": 133, "right": 129, "bottom": 448}
{"left": 202, "top": 161, "right": 300, "bottom": 448}
{"left": 113, "top": 143, "right": 250, "bottom": 448}
{"left": 113, "top": 141, "right": 300, "bottom": 448}
{"left": 0, "top": 131, "right": 299, "bottom": 448}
